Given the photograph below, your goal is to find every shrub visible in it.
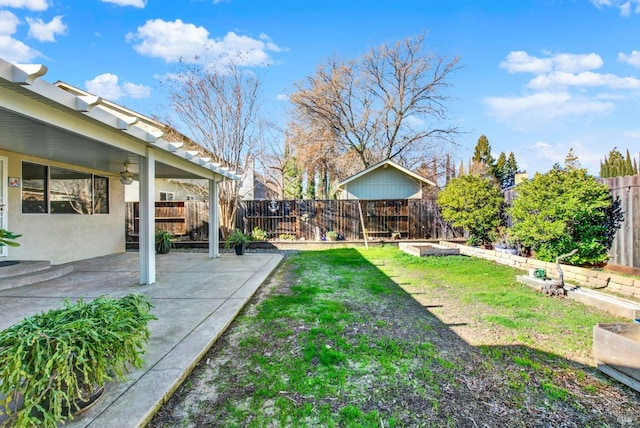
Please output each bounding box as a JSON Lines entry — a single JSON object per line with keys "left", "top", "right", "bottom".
{"left": 0, "top": 294, "right": 156, "bottom": 427}
{"left": 437, "top": 174, "right": 503, "bottom": 245}
{"left": 251, "top": 227, "right": 268, "bottom": 241}
{"left": 278, "top": 233, "right": 297, "bottom": 241}
{"left": 508, "top": 167, "right": 622, "bottom": 266}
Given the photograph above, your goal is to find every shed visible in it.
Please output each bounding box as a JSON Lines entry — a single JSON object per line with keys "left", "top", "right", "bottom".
{"left": 335, "top": 160, "right": 435, "bottom": 239}
{"left": 335, "top": 159, "right": 435, "bottom": 200}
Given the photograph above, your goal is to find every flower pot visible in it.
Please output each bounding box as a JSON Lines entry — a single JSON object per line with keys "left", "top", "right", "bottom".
{"left": 60, "top": 383, "right": 105, "bottom": 416}
{"left": 155, "top": 241, "right": 171, "bottom": 254}
{"left": 234, "top": 243, "right": 245, "bottom": 255}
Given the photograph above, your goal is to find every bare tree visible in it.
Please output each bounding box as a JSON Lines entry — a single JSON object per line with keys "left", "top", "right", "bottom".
{"left": 289, "top": 33, "right": 461, "bottom": 175}
{"left": 163, "top": 61, "right": 262, "bottom": 234}
{"left": 254, "top": 125, "right": 302, "bottom": 200}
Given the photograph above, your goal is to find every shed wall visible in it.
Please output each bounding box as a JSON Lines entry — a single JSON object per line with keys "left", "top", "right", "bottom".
{"left": 338, "top": 167, "right": 421, "bottom": 200}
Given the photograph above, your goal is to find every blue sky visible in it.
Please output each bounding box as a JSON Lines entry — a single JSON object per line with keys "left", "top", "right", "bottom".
{"left": 1, "top": 0, "right": 640, "bottom": 176}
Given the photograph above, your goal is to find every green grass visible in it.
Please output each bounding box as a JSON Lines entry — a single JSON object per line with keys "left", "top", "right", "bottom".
{"left": 159, "top": 247, "right": 631, "bottom": 427}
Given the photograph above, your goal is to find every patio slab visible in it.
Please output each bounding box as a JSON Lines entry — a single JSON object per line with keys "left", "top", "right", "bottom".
{"left": 0, "top": 251, "right": 282, "bottom": 427}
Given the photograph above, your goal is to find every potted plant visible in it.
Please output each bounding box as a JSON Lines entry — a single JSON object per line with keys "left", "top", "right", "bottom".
{"left": 155, "top": 230, "right": 173, "bottom": 254}
{"left": 224, "top": 229, "right": 250, "bottom": 255}
{"left": 0, "top": 294, "right": 156, "bottom": 427}
{"left": 325, "top": 230, "right": 338, "bottom": 241}
{"left": 0, "top": 229, "right": 21, "bottom": 247}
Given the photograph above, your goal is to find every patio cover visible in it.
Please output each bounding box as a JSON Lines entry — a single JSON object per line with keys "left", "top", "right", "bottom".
{"left": 0, "top": 58, "right": 239, "bottom": 284}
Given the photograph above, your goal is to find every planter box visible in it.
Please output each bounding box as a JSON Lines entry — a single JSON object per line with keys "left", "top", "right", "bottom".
{"left": 399, "top": 243, "right": 460, "bottom": 257}
{"left": 593, "top": 323, "right": 640, "bottom": 392}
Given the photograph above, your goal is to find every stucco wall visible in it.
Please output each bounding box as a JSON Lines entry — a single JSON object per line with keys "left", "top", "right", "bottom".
{"left": 1, "top": 150, "right": 125, "bottom": 264}
{"left": 439, "top": 241, "right": 640, "bottom": 300}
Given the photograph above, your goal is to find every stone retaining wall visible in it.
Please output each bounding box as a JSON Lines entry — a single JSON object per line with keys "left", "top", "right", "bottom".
{"left": 439, "top": 241, "right": 640, "bottom": 300}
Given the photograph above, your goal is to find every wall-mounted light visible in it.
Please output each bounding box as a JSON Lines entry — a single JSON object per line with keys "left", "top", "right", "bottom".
{"left": 119, "top": 162, "right": 134, "bottom": 185}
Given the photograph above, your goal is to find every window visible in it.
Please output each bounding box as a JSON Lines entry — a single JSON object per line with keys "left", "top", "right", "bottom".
{"left": 159, "top": 191, "right": 174, "bottom": 201}
{"left": 22, "top": 162, "right": 48, "bottom": 213}
{"left": 22, "top": 162, "right": 109, "bottom": 214}
{"left": 93, "top": 176, "right": 109, "bottom": 214}
{"left": 50, "top": 167, "right": 92, "bottom": 214}
{"left": 186, "top": 195, "right": 196, "bottom": 201}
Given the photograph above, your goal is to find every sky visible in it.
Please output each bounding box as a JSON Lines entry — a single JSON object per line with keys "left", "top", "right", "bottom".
{"left": 1, "top": 0, "right": 640, "bottom": 176}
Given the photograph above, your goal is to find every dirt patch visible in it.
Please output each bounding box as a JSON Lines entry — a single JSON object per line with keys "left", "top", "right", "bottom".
{"left": 150, "top": 252, "right": 640, "bottom": 427}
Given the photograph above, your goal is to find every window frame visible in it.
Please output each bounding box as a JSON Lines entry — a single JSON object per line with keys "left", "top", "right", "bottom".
{"left": 21, "top": 161, "right": 110, "bottom": 215}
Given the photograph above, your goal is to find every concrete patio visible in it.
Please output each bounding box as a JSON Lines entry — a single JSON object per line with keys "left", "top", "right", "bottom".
{"left": 0, "top": 251, "right": 283, "bottom": 427}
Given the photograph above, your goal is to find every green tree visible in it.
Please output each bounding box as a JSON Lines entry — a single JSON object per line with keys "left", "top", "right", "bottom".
{"left": 625, "top": 149, "right": 634, "bottom": 176}
{"left": 599, "top": 147, "right": 634, "bottom": 178}
{"left": 472, "top": 134, "right": 494, "bottom": 167}
{"left": 564, "top": 148, "right": 580, "bottom": 171}
{"left": 494, "top": 152, "right": 506, "bottom": 187}
{"left": 437, "top": 174, "right": 503, "bottom": 245}
{"left": 509, "top": 168, "right": 622, "bottom": 266}
{"left": 503, "top": 152, "right": 518, "bottom": 188}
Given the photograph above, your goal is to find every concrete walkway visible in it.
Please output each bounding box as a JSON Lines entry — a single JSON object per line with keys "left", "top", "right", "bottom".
{"left": 0, "top": 251, "right": 283, "bottom": 427}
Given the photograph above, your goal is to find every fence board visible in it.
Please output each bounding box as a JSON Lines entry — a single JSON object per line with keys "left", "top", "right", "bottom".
{"left": 238, "top": 199, "right": 462, "bottom": 241}
{"left": 599, "top": 176, "right": 640, "bottom": 268}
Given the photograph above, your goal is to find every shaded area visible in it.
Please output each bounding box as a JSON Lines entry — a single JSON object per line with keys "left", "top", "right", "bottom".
{"left": 150, "top": 248, "right": 640, "bottom": 427}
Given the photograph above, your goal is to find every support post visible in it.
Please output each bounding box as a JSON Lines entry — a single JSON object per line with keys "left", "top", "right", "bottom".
{"left": 209, "top": 179, "right": 220, "bottom": 258}
{"left": 358, "top": 201, "right": 368, "bottom": 249}
{"left": 139, "top": 150, "right": 156, "bottom": 284}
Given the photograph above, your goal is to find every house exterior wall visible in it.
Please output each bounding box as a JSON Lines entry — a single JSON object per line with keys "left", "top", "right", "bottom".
{"left": 1, "top": 150, "right": 125, "bottom": 265}
{"left": 125, "top": 179, "right": 208, "bottom": 202}
{"left": 337, "top": 167, "right": 422, "bottom": 200}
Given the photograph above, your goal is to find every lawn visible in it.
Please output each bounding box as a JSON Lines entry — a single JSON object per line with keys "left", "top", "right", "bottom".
{"left": 151, "top": 247, "right": 640, "bottom": 427}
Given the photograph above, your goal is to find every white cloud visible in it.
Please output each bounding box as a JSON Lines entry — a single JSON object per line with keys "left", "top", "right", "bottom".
{"left": 126, "top": 19, "right": 211, "bottom": 62}
{"left": 26, "top": 15, "right": 66, "bottom": 42}
{"left": 0, "top": 10, "right": 42, "bottom": 62}
{"left": 100, "top": 0, "right": 145, "bottom": 7}
{"left": 0, "top": 0, "right": 48, "bottom": 11}
{"left": 122, "top": 81, "right": 152, "bottom": 99}
{"left": 623, "top": 130, "right": 640, "bottom": 138}
{"left": 521, "top": 139, "right": 601, "bottom": 174}
{"left": 591, "top": 0, "right": 640, "bottom": 16}
{"left": 485, "top": 91, "right": 614, "bottom": 128}
{"left": 527, "top": 71, "right": 640, "bottom": 90}
{"left": 500, "top": 51, "right": 551, "bottom": 74}
{"left": 500, "top": 51, "right": 602, "bottom": 74}
{"left": 0, "top": 9, "right": 19, "bottom": 35}
{"left": 275, "top": 93, "right": 289, "bottom": 101}
{"left": 550, "top": 53, "right": 603, "bottom": 73}
{"left": 126, "top": 19, "right": 281, "bottom": 67}
{"left": 618, "top": 50, "right": 640, "bottom": 67}
{"left": 85, "top": 73, "right": 151, "bottom": 100}
{"left": 533, "top": 140, "right": 551, "bottom": 149}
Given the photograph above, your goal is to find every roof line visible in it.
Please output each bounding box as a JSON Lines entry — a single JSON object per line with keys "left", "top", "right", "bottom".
{"left": 0, "top": 58, "right": 239, "bottom": 181}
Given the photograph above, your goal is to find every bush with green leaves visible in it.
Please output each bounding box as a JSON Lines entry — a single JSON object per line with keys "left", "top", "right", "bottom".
{"left": 437, "top": 174, "right": 503, "bottom": 245}
{"left": 0, "top": 294, "right": 156, "bottom": 427}
{"left": 250, "top": 226, "right": 268, "bottom": 241}
{"left": 508, "top": 167, "right": 622, "bottom": 266}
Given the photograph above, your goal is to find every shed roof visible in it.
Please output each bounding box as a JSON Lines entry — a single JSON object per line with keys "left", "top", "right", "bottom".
{"left": 336, "top": 159, "right": 436, "bottom": 190}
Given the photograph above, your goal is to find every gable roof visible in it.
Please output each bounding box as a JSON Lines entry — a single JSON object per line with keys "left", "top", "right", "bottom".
{"left": 336, "top": 159, "right": 436, "bottom": 189}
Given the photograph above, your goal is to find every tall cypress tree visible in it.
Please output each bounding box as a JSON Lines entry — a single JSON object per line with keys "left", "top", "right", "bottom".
{"left": 625, "top": 149, "right": 634, "bottom": 176}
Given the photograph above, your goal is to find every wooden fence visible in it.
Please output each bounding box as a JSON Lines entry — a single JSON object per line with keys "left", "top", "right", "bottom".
{"left": 599, "top": 175, "right": 640, "bottom": 269}
{"left": 125, "top": 199, "right": 459, "bottom": 241}
{"left": 124, "top": 175, "right": 639, "bottom": 269}
{"left": 237, "top": 199, "right": 461, "bottom": 241}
